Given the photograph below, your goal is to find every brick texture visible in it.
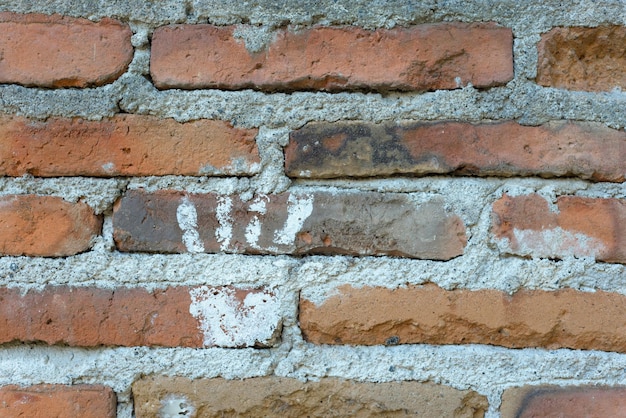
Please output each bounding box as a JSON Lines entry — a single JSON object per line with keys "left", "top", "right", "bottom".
{"left": 132, "top": 376, "right": 488, "bottom": 417}
{"left": 0, "top": 384, "right": 116, "bottom": 418}
{"left": 286, "top": 120, "right": 626, "bottom": 182}
{"left": 501, "top": 386, "right": 626, "bottom": 418}
{"left": 0, "top": 114, "right": 260, "bottom": 177}
{"left": 113, "top": 190, "right": 466, "bottom": 259}
{"left": 0, "top": 286, "right": 281, "bottom": 348}
{"left": 150, "top": 23, "right": 513, "bottom": 92}
{"left": 492, "top": 194, "right": 626, "bottom": 263}
{"left": 299, "top": 284, "right": 626, "bottom": 352}
{"left": 537, "top": 26, "right": 626, "bottom": 92}
{"left": 0, "top": 195, "right": 101, "bottom": 257}
{"left": 0, "top": 13, "right": 132, "bottom": 88}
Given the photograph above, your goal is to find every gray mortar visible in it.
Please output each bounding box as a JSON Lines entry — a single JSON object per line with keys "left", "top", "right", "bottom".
{"left": 1, "top": 1, "right": 626, "bottom": 417}
{"left": 0, "top": 343, "right": 625, "bottom": 418}
{"left": 0, "top": 0, "right": 188, "bottom": 24}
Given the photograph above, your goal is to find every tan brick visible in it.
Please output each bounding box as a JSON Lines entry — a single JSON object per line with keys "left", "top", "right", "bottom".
{"left": 0, "top": 384, "right": 116, "bottom": 418}
{"left": 537, "top": 26, "right": 626, "bottom": 92}
{"left": 492, "top": 194, "right": 626, "bottom": 263}
{"left": 286, "top": 121, "right": 626, "bottom": 182}
{"left": 299, "top": 284, "right": 626, "bottom": 352}
{"left": 151, "top": 23, "right": 513, "bottom": 92}
{"left": 113, "top": 190, "right": 466, "bottom": 260}
{"left": 0, "top": 114, "right": 260, "bottom": 177}
{"left": 133, "top": 376, "right": 488, "bottom": 417}
{"left": 501, "top": 385, "right": 626, "bottom": 418}
{"left": 0, "top": 13, "right": 132, "bottom": 88}
{"left": 0, "top": 286, "right": 281, "bottom": 348}
{"left": 0, "top": 195, "right": 101, "bottom": 257}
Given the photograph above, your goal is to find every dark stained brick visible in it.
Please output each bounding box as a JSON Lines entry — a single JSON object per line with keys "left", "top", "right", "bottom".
{"left": 113, "top": 190, "right": 466, "bottom": 260}
{"left": 285, "top": 121, "right": 626, "bottom": 182}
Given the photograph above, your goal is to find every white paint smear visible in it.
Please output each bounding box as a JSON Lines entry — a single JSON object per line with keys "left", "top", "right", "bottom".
{"left": 274, "top": 194, "right": 314, "bottom": 245}
{"left": 159, "top": 394, "right": 196, "bottom": 418}
{"left": 245, "top": 195, "right": 269, "bottom": 249}
{"left": 245, "top": 217, "right": 262, "bottom": 250}
{"left": 189, "top": 287, "right": 281, "bottom": 347}
{"left": 101, "top": 162, "right": 116, "bottom": 173}
{"left": 215, "top": 196, "right": 233, "bottom": 251}
{"left": 249, "top": 195, "right": 268, "bottom": 215}
{"left": 500, "top": 227, "right": 607, "bottom": 259}
{"left": 176, "top": 197, "right": 205, "bottom": 253}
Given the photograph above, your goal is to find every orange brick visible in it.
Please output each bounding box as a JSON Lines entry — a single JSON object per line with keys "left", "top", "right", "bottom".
{"left": 0, "top": 286, "right": 281, "bottom": 348}
{"left": 0, "top": 195, "right": 101, "bottom": 257}
{"left": 0, "top": 13, "right": 132, "bottom": 88}
{"left": 537, "top": 26, "right": 626, "bottom": 92}
{"left": 151, "top": 23, "right": 513, "bottom": 92}
{"left": 300, "top": 284, "right": 626, "bottom": 352}
{"left": 0, "top": 115, "right": 260, "bottom": 177}
{"left": 133, "top": 376, "right": 488, "bottom": 417}
{"left": 0, "top": 384, "right": 116, "bottom": 418}
{"left": 492, "top": 194, "right": 626, "bottom": 263}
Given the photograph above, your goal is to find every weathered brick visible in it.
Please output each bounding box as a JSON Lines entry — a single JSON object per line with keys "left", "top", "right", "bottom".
{"left": 133, "top": 376, "right": 488, "bottom": 417}
{"left": 113, "top": 190, "right": 466, "bottom": 259}
{"left": 537, "top": 26, "right": 626, "bottom": 92}
{"left": 0, "top": 13, "right": 132, "bottom": 88}
{"left": 151, "top": 23, "right": 513, "bottom": 92}
{"left": 0, "top": 384, "right": 116, "bottom": 418}
{"left": 299, "top": 284, "right": 626, "bottom": 352}
{"left": 0, "top": 114, "right": 260, "bottom": 177}
{"left": 492, "top": 194, "right": 626, "bottom": 263}
{"left": 501, "top": 386, "right": 626, "bottom": 418}
{"left": 0, "top": 286, "right": 281, "bottom": 348}
{"left": 0, "top": 195, "right": 101, "bottom": 257}
{"left": 286, "top": 120, "right": 626, "bottom": 182}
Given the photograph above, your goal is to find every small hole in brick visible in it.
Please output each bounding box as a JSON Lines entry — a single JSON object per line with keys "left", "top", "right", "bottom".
{"left": 385, "top": 336, "right": 400, "bottom": 346}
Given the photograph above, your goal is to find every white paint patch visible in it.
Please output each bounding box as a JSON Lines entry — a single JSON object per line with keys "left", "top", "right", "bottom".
{"left": 274, "top": 194, "right": 314, "bottom": 245}
{"left": 159, "top": 394, "right": 196, "bottom": 418}
{"left": 215, "top": 196, "right": 233, "bottom": 251}
{"left": 101, "top": 162, "right": 116, "bottom": 173}
{"left": 499, "top": 227, "right": 608, "bottom": 259}
{"left": 189, "top": 287, "right": 281, "bottom": 347}
{"left": 245, "top": 195, "right": 269, "bottom": 249}
{"left": 245, "top": 217, "right": 262, "bottom": 250}
{"left": 249, "top": 195, "right": 268, "bottom": 215}
{"left": 176, "top": 197, "right": 205, "bottom": 253}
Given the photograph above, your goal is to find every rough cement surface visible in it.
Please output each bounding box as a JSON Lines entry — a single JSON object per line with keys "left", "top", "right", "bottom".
{"left": 0, "top": 1, "right": 624, "bottom": 417}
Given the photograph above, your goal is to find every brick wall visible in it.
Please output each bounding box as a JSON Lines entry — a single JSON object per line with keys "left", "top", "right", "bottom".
{"left": 0, "top": 1, "right": 624, "bottom": 417}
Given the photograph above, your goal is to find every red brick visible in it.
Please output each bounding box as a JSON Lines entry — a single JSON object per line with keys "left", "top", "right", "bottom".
{"left": 0, "top": 195, "right": 101, "bottom": 257}
{"left": 0, "top": 384, "right": 116, "bottom": 418}
{"left": 0, "top": 114, "right": 260, "bottom": 177}
{"left": 0, "top": 13, "right": 132, "bottom": 88}
{"left": 492, "top": 194, "right": 626, "bottom": 263}
{"left": 0, "top": 286, "right": 281, "bottom": 348}
{"left": 286, "top": 121, "right": 626, "bottom": 182}
{"left": 299, "top": 284, "right": 626, "bottom": 352}
{"left": 133, "top": 376, "right": 488, "bottom": 418}
{"left": 501, "top": 386, "right": 626, "bottom": 418}
{"left": 537, "top": 26, "right": 626, "bottom": 92}
{"left": 150, "top": 23, "right": 513, "bottom": 92}
{"left": 113, "top": 190, "right": 466, "bottom": 260}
